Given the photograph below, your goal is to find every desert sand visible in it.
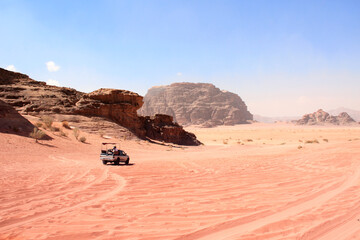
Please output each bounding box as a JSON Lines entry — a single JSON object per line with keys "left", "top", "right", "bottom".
{"left": 1, "top": 122, "right": 360, "bottom": 240}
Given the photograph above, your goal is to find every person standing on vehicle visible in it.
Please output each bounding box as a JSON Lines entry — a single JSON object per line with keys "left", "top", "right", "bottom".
{"left": 113, "top": 146, "right": 118, "bottom": 154}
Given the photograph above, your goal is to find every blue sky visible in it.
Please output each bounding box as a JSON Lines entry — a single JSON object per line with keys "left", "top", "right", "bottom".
{"left": 1, "top": 0, "right": 359, "bottom": 116}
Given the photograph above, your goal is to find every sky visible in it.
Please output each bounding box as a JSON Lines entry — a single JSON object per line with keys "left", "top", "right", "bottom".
{"left": 1, "top": 0, "right": 359, "bottom": 117}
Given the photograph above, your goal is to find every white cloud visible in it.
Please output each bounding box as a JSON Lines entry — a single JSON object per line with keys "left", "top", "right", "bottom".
{"left": 46, "top": 61, "right": 60, "bottom": 72}
{"left": 5, "top": 65, "right": 16, "bottom": 72}
{"left": 47, "top": 79, "right": 60, "bottom": 87}
{"left": 177, "top": 72, "right": 182, "bottom": 76}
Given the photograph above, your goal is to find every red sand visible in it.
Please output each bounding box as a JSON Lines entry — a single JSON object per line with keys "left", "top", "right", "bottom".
{"left": 1, "top": 123, "right": 360, "bottom": 240}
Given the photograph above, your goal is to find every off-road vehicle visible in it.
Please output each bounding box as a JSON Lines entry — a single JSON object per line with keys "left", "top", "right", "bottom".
{"left": 100, "top": 143, "right": 130, "bottom": 165}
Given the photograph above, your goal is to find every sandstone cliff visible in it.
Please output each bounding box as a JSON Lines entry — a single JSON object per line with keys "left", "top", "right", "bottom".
{"left": 296, "top": 109, "right": 356, "bottom": 125}
{"left": 0, "top": 68, "right": 200, "bottom": 145}
{"left": 139, "top": 82, "right": 253, "bottom": 127}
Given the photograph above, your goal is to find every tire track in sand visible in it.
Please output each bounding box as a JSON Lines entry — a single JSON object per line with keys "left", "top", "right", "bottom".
{"left": 0, "top": 160, "right": 126, "bottom": 233}
{"left": 177, "top": 166, "right": 360, "bottom": 240}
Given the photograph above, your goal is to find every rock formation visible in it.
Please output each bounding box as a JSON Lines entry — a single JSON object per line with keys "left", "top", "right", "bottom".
{"left": 328, "top": 107, "right": 360, "bottom": 122}
{"left": 0, "top": 68, "right": 201, "bottom": 145}
{"left": 296, "top": 109, "right": 356, "bottom": 125}
{"left": 0, "top": 100, "right": 35, "bottom": 136}
{"left": 139, "top": 82, "right": 253, "bottom": 127}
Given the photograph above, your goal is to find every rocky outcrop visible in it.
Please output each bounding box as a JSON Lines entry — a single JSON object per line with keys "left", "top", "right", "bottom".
{"left": 0, "top": 100, "right": 35, "bottom": 136}
{"left": 139, "top": 82, "right": 253, "bottom": 127}
{"left": 328, "top": 107, "right": 360, "bottom": 122}
{"left": 74, "top": 88, "right": 201, "bottom": 145}
{"left": 296, "top": 109, "right": 356, "bottom": 125}
{"left": 140, "top": 114, "right": 200, "bottom": 145}
{"left": 0, "top": 68, "right": 82, "bottom": 114}
{"left": 0, "top": 68, "right": 201, "bottom": 145}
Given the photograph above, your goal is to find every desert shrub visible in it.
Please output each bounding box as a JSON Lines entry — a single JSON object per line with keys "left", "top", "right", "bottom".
{"left": 305, "top": 139, "right": 319, "bottom": 144}
{"left": 35, "top": 121, "right": 43, "bottom": 128}
{"left": 62, "top": 121, "right": 71, "bottom": 129}
{"left": 51, "top": 126, "right": 60, "bottom": 132}
{"left": 323, "top": 139, "right": 329, "bottom": 142}
{"left": 30, "top": 128, "right": 45, "bottom": 142}
{"left": 280, "top": 142, "right": 286, "bottom": 145}
{"left": 246, "top": 139, "right": 253, "bottom": 142}
{"left": 41, "top": 116, "right": 53, "bottom": 129}
{"left": 298, "top": 145, "right": 303, "bottom": 149}
{"left": 73, "top": 128, "right": 80, "bottom": 140}
{"left": 60, "top": 129, "right": 67, "bottom": 137}
{"left": 223, "top": 139, "right": 228, "bottom": 144}
{"left": 79, "top": 136, "right": 86, "bottom": 143}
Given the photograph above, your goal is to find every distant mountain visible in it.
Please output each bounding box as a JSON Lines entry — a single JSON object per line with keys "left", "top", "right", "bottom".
{"left": 296, "top": 109, "right": 356, "bottom": 125}
{"left": 253, "top": 114, "right": 300, "bottom": 123}
{"left": 139, "top": 82, "right": 253, "bottom": 127}
{"left": 327, "top": 107, "right": 360, "bottom": 122}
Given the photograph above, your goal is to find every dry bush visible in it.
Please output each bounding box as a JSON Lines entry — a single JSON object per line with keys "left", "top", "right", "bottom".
{"left": 60, "top": 129, "right": 67, "bottom": 137}
{"left": 62, "top": 121, "right": 71, "bottom": 129}
{"left": 246, "top": 139, "right": 253, "bottom": 142}
{"left": 223, "top": 139, "right": 228, "bottom": 144}
{"left": 51, "top": 126, "right": 60, "bottom": 132}
{"left": 323, "top": 139, "right": 329, "bottom": 142}
{"left": 73, "top": 128, "right": 80, "bottom": 140}
{"left": 280, "top": 142, "right": 286, "bottom": 145}
{"left": 305, "top": 139, "right": 319, "bottom": 144}
{"left": 30, "top": 128, "right": 45, "bottom": 142}
{"left": 79, "top": 136, "right": 86, "bottom": 143}
{"left": 41, "top": 116, "right": 54, "bottom": 129}
{"left": 35, "top": 121, "right": 43, "bottom": 128}
{"left": 298, "top": 145, "right": 303, "bottom": 149}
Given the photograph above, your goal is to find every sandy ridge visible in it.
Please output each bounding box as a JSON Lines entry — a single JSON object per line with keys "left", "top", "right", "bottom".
{"left": 178, "top": 165, "right": 360, "bottom": 240}
{"left": 0, "top": 156, "right": 126, "bottom": 233}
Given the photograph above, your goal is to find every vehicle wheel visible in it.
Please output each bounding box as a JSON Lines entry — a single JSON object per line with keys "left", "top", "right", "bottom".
{"left": 102, "top": 160, "right": 107, "bottom": 165}
{"left": 125, "top": 158, "right": 130, "bottom": 165}
{"left": 114, "top": 158, "right": 120, "bottom": 165}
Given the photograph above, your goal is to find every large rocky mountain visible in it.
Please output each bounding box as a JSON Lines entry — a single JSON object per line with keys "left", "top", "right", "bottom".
{"left": 0, "top": 68, "right": 201, "bottom": 145}
{"left": 139, "top": 82, "right": 253, "bottom": 127}
{"left": 296, "top": 109, "right": 356, "bottom": 125}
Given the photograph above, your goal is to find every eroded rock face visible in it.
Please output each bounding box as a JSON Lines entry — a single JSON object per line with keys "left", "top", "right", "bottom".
{"left": 139, "top": 82, "right": 253, "bottom": 127}
{"left": 0, "top": 68, "right": 201, "bottom": 145}
{"left": 0, "top": 100, "right": 35, "bottom": 136}
{"left": 140, "top": 114, "right": 201, "bottom": 146}
{"left": 296, "top": 109, "right": 356, "bottom": 125}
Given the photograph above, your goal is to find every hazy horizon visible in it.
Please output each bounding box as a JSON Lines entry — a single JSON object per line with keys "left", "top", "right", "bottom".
{"left": 1, "top": 0, "right": 359, "bottom": 117}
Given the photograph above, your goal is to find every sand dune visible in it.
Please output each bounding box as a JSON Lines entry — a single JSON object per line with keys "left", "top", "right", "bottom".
{"left": 1, "top": 123, "right": 360, "bottom": 239}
